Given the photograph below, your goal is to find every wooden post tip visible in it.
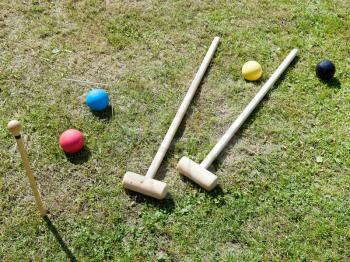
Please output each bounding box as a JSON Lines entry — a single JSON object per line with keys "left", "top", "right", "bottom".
{"left": 81, "top": 93, "right": 86, "bottom": 104}
{"left": 7, "top": 120, "right": 22, "bottom": 136}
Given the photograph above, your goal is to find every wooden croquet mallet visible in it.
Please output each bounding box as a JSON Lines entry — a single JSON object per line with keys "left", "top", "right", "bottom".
{"left": 122, "top": 37, "right": 220, "bottom": 199}
{"left": 7, "top": 120, "right": 46, "bottom": 216}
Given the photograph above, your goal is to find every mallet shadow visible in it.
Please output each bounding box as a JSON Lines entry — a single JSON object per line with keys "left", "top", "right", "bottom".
{"left": 43, "top": 215, "right": 77, "bottom": 262}
{"left": 211, "top": 102, "right": 264, "bottom": 168}
{"left": 124, "top": 189, "right": 176, "bottom": 213}
{"left": 179, "top": 175, "right": 225, "bottom": 197}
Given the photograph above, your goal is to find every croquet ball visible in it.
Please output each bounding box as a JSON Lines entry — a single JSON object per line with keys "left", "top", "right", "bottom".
{"left": 59, "top": 129, "right": 84, "bottom": 154}
{"left": 316, "top": 60, "right": 335, "bottom": 80}
{"left": 242, "top": 61, "right": 262, "bottom": 81}
{"left": 85, "top": 88, "right": 109, "bottom": 111}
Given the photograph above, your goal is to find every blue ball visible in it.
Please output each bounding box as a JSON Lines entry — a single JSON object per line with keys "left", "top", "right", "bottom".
{"left": 86, "top": 89, "right": 109, "bottom": 111}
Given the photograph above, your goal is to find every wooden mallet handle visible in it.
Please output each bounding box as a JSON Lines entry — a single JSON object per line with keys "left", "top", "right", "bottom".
{"left": 200, "top": 48, "right": 298, "bottom": 168}
{"left": 7, "top": 120, "right": 46, "bottom": 216}
{"left": 145, "top": 36, "right": 220, "bottom": 178}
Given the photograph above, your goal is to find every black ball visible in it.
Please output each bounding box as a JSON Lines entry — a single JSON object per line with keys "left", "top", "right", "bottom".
{"left": 316, "top": 60, "right": 335, "bottom": 80}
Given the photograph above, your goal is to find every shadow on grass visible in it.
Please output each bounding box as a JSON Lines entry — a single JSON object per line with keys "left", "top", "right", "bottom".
{"left": 65, "top": 146, "right": 91, "bottom": 164}
{"left": 125, "top": 189, "right": 176, "bottom": 213}
{"left": 244, "top": 77, "right": 264, "bottom": 86}
{"left": 43, "top": 215, "right": 77, "bottom": 262}
{"left": 180, "top": 174, "right": 225, "bottom": 197}
{"left": 91, "top": 105, "right": 113, "bottom": 120}
{"left": 273, "top": 54, "right": 299, "bottom": 86}
{"left": 320, "top": 77, "right": 341, "bottom": 89}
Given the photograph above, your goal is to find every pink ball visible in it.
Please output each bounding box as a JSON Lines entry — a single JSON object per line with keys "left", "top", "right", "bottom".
{"left": 59, "top": 129, "right": 84, "bottom": 154}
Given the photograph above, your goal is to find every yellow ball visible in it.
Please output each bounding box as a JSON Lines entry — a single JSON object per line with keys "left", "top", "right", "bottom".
{"left": 241, "top": 61, "right": 262, "bottom": 81}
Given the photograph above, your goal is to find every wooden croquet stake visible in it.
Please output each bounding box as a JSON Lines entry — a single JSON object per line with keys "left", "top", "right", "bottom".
{"left": 7, "top": 120, "right": 46, "bottom": 216}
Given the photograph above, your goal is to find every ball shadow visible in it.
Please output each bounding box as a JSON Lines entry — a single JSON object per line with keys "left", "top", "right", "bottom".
{"left": 65, "top": 146, "right": 91, "bottom": 164}
{"left": 91, "top": 105, "right": 113, "bottom": 120}
{"left": 320, "top": 77, "right": 341, "bottom": 89}
{"left": 244, "top": 78, "right": 264, "bottom": 86}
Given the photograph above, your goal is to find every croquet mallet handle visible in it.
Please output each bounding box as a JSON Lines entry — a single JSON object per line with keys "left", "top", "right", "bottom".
{"left": 201, "top": 48, "right": 298, "bottom": 168}
{"left": 7, "top": 120, "right": 46, "bottom": 216}
{"left": 145, "top": 36, "right": 220, "bottom": 178}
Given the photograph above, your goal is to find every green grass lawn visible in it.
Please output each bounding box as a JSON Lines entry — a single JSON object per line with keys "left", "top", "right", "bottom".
{"left": 1, "top": 0, "right": 350, "bottom": 260}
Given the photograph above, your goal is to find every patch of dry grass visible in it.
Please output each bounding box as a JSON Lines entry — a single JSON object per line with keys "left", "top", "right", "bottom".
{"left": 1, "top": 0, "right": 350, "bottom": 260}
